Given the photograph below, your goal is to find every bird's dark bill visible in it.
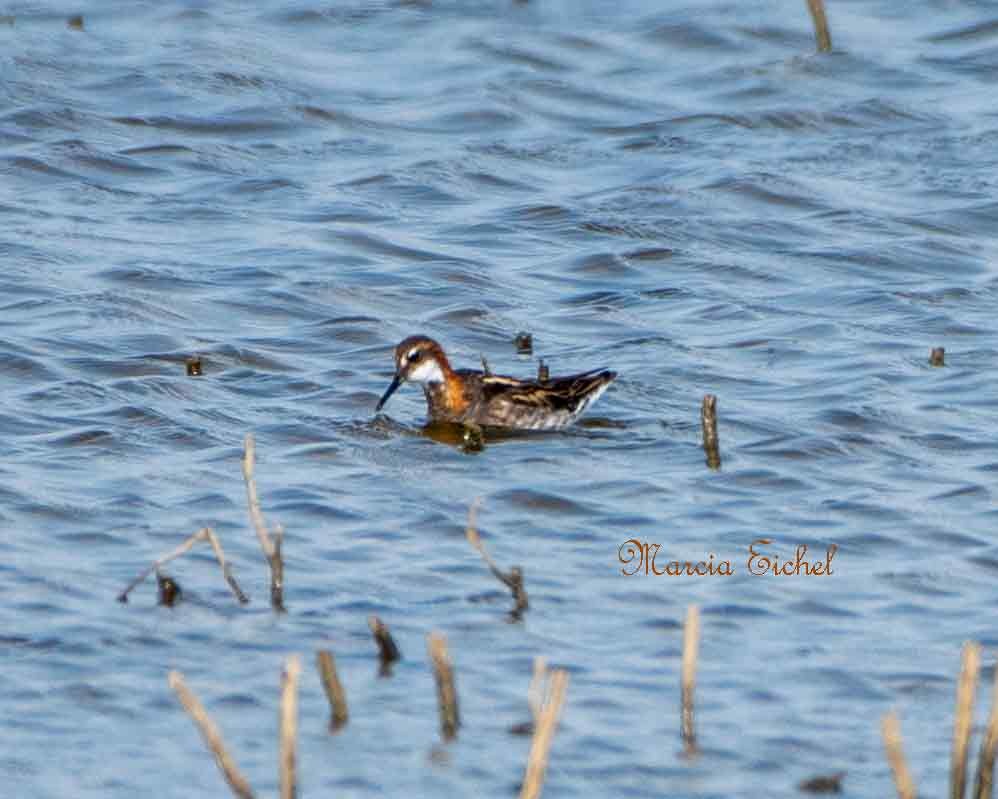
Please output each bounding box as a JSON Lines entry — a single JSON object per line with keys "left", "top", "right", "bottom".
{"left": 376, "top": 374, "right": 403, "bottom": 411}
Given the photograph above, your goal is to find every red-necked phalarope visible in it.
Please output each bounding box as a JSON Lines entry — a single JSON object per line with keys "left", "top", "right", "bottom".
{"left": 375, "top": 335, "right": 617, "bottom": 430}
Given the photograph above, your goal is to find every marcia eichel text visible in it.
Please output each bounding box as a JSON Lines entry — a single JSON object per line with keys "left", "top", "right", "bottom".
{"left": 618, "top": 538, "right": 838, "bottom": 577}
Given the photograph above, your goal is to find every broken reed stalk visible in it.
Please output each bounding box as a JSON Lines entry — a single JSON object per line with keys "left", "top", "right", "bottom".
{"left": 316, "top": 650, "right": 349, "bottom": 731}
{"left": 700, "top": 395, "right": 721, "bottom": 469}
{"left": 681, "top": 605, "right": 701, "bottom": 757}
{"left": 118, "top": 526, "right": 248, "bottom": 604}
{"left": 973, "top": 660, "right": 998, "bottom": 799}
{"left": 168, "top": 670, "right": 256, "bottom": 799}
{"left": 519, "top": 669, "right": 569, "bottom": 799}
{"left": 805, "top": 0, "right": 832, "bottom": 53}
{"left": 279, "top": 655, "right": 301, "bottom": 799}
{"left": 428, "top": 632, "right": 460, "bottom": 741}
{"left": 242, "top": 434, "right": 285, "bottom": 611}
{"left": 951, "top": 642, "right": 981, "bottom": 799}
{"left": 881, "top": 711, "right": 916, "bottom": 799}
{"left": 368, "top": 615, "right": 401, "bottom": 667}
{"left": 465, "top": 499, "right": 529, "bottom": 617}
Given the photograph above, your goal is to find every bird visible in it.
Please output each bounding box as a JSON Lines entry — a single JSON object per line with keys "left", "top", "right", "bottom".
{"left": 375, "top": 335, "right": 616, "bottom": 430}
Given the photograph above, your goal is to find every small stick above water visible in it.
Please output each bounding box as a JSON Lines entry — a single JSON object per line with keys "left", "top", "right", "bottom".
{"left": 428, "top": 632, "right": 460, "bottom": 741}
{"left": 242, "top": 434, "right": 286, "bottom": 611}
{"left": 168, "top": 670, "right": 256, "bottom": 799}
{"left": 680, "top": 604, "right": 701, "bottom": 757}
{"left": 881, "top": 711, "right": 916, "bottom": 799}
{"left": 279, "top": 655, "right": 301, "bottom": 799}
{"left": 368, "top": 615, "right": 401, "bottom": 671}
{"left": 316, "top": 650, "right": 349, "bottom": 732}
{"left": 520, "top": 669, "right": 569, "bottom": 799}
{"left": 465, "top": 500, "right": 529, "bottom": 619}
{"left": 157, "top": 573, "right": 183, "bottom": 607}
{"left": 805, "top": 0, "right": 832, "bottom": 53}
{"left": 930, "top": 347, "right": 946, "bottom": 367}
{"left": 951, "top": 642, "right": 981, "bottom": 799}
{"left": 118, "top": 526, "right": 248, "bottom": 604}
{"left": 701, "top": 395, "right": 721, "bottom": 469}
{"left": 973, "top": 657, "right": 998, "bottom": 799}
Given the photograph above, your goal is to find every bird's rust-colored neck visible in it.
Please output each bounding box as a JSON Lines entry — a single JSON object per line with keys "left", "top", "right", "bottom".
{"left": 419, "top": 349, "right": 468, "bottom": 418}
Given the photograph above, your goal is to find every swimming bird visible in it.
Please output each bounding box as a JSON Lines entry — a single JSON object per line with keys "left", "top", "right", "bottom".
{"left": 375, "top": 335, "right": 616, "bottom": 430}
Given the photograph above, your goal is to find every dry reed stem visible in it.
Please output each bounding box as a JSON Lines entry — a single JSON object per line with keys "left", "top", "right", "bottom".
{"left": 466, "top": 500, "right": 529, "bottom": 616}
{"left": 168, "top": 670, "right": 256, "bottom": 799}
{"left": 973, "top": 660, "right": 998, "bottom": 799}
{"left": 681, "top": 604, "right": 700, "bottom": 756}
{"left": 118, "top": 526, "right": 248, "bottom": 604}
{"left": 528, "top": 656, "right": 549, "bottom": 723}
{"left": 428, "top": 632, "right": 460, "bottom": 741}
{"left": 519, "top": 669, "right": 569, "bottom": 799}
{"left": 951, "top": 642, "right": 981, "bottom": 799}
{"left": 882, "top": 711, "right": 917, "bottom": 799}
{"left": 806, "top": 0, "right": 832, "bottom": 52}
{"left": 316, "top": 650, "right": 349, "bottom": 731}
{"left": 280, "top": 655, "right": 301, "bottom": 799}
{"left": 241, "top": 434, "right": 285, "bottom": 611}
{"left": 700, "top": 395, "right": 721, "bottom": 469}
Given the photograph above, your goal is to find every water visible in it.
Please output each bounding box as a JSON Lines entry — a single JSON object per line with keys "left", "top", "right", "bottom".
{"left": 3, "top": 1, "right": 998, "bottom": 796}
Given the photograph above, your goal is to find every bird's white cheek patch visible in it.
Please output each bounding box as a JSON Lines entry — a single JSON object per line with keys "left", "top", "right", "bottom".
{"left": 408, "top": 359, "right": 445, "bottom": 384}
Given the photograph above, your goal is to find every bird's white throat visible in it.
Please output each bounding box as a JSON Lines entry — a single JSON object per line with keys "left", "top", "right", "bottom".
{"left": 408, "top": 358, "right": 445, "bottom": 385}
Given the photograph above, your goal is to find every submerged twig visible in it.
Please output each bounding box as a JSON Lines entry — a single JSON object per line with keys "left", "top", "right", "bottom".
{"left": 528, "top": 656, "right": 549, "bottom": 724}
{"left": 428, "top": 632, "right": 460, "bottom": 741}
{"left": 805, "top": 0, "right": 832, "bottom": 53}
{"left": 973, "top": 658, "right": 998, "bottom": 799}
{"left": 701, "top": 395, "right": 721, "bottom": 469}
{"left": 511, "top": 656, "right": 549, "bottom": 736}
{"left": 316, "top": 650, "right": 349, "bottom": 732}
{"left": 520, "top": 669, "right": 569, "bottom": 799}
{"left": 242, "top": 434, "right": 285, "bottom": 611}
{"left": 881, "top": 711, "right": 916, "bottom": 799}
{"left": 279, "top": 655, "right": 301, "bottom": 799}
{"left": 951, "top": 642, "right": 981, "bottom": 799}
{"left": 798, "top": 772, "right": 845, "bottom": 794}
{"left": 368, "top": 615, "right": 401, "bottom": 674}
{"left": 681, "top": 604, "right": 700, "bottom": 757}
{"left": 168, "top": 671, "right": 256, "bottom": 799}
{"left": 118, "top": 526, "right": 248, "bottom": 604}
{"left": 465, "top": 500, "right": 529, "bottom": 618}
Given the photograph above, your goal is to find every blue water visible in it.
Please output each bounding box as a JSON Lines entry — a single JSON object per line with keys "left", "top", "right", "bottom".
{"left": 3, "top": 1, "right": 998, "bottom": 796}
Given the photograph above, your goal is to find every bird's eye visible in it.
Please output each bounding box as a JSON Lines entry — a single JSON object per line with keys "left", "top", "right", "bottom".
{"left": 408, "top": 349, "right": 422, "bottom": 363}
